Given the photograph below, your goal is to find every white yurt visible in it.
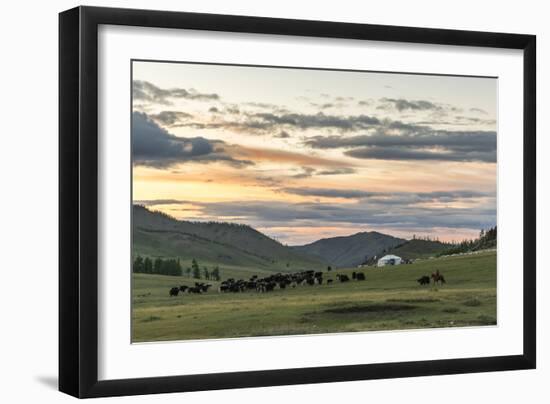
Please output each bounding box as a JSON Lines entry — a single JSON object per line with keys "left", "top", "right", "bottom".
{"left": 377, "top": 254, "right": 402, "bottom": 267}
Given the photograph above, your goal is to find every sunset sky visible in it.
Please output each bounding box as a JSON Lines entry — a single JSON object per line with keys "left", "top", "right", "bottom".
{"left": 132, "top": 61, "right": 497, "bottom": 245}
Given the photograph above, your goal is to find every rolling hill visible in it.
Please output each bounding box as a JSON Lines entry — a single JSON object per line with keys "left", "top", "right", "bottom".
{"left": 133, "top": 205, "right": 328, "bottom": 271}
{"left": 292, "top": 231, "right": 405, "bottom": 268}
{"left": 381, "top": 239, "right": 451, "bottom": 260}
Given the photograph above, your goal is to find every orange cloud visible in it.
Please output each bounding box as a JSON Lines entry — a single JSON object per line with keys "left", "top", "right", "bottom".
{"left": 232, "top": 145, "right": 352, "bottom": 168}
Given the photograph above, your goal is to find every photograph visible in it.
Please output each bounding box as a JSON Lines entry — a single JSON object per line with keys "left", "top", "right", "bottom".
{"left": 130, "top": 60, "right": 497, "bottom": 343}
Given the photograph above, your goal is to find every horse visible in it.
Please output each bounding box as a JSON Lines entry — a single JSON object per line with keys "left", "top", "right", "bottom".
{"left": 431, "top": 270, "right": 446, "bottom": 285}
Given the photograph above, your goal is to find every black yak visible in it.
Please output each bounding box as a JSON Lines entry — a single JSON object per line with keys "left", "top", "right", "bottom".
{"left": 417, "top": 275, "right": 430, "bottom": 285}
{"left": 336, "top": 274, "right": 350, "bottom": 282}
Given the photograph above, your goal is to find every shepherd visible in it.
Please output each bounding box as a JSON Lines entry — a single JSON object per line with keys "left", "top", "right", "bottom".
{"left": 431, "top": 270, "right": 446, "bottom": 285}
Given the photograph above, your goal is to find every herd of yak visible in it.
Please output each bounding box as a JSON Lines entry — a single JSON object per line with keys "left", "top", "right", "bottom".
{"left": 168, "top": 269, "right": 446, "bottom": 297}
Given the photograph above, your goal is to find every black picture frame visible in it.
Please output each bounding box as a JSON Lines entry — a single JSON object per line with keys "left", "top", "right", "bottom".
{"left": 59, "top": 6, "right": 536, "bottom": 398}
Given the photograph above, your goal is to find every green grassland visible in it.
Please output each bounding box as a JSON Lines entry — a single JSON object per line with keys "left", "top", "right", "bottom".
{"left": 132, "top": 250, "right": 496, "bottom": 342}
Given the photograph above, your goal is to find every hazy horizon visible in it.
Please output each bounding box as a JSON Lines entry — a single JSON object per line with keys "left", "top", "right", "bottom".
{"left": 132, "top": 61, "right": 497, "bottom": 245}
{"left": 134, "top": 203, "right": 493, "bottom": 247}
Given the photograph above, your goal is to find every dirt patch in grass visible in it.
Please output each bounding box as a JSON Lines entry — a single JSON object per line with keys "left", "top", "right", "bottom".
{"left": 387, "top": 298, "right": 440, "bottom": 304}
{"left": 463, "top": 298, "right": 482, "bottom": 307}
{"left": 141, "top": 315, "right": 162, "bottom": 322}
{"left": 324, "top": 303, "right": 417, "bottom": 314}
{"left": 441, "top": 307, "right": 460, "bottom": 313}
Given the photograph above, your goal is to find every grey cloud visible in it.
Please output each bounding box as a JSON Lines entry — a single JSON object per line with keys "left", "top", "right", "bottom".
{"left": 133, "top": 80, "right": 219, "bottom": 105}
{"left": 305, "top": 130, "right": 496, "bottom": 163}
{"left": 291, "top": 167, "right": 316, "bottom": 179}
{"left": 316, "top": 167, "right": 356, "bottom": 176}
{"left": 225, "top": 105, "right": 240, "bottom": 115}
{"left": 345, "top": 145, "right": 495, "bottom": 163}
{"left": 381, "top": 120, "right": 426, "bottom": 133}
{"left": 283, "top": 188, "right": 382, "bottom": 199}
{"left": 379, "top": 98, "right": 442, "bottom": 112}
{"left": 454, "top": 116, "right": 496, "bottom": 125}
{"left": 178, "top": 119, "right": 268, "bottom": 133}
{"left": 132, "top": 112, "right": 252, "bottom": 168}
{"left": 183, "top": 199, "right": 495, "bottom": 232}
{"left": 244, "top": 102, "right": 281, "bottom": 110}
{"left": 176, "top": 112, "right": 382, "bottom": 135}
{"left": 149, "top": 111, "right": 193, "bottom": 126}
{"left": 310, "top": 102, "right": 336, "bottom": 109}
{"left": 133, "top": 80, "right": 170, "bottom": 104}
{"left": 275, "top": 130, "right": 291, "bottom": 139}
{"left": 253, "top": 176, "right": 283, "bottom": 187}
{"left": 250, "top": 112, "right": 381, "bottom": 131}
{"left": 415, "top": 116, "right": 496, "bottom": 126}
{"left": 419, "top": 190, "right": 492, "bottom": 199}
{"left": 335, "top": 96, "right": 354, "bottom": 102}
{"left": 289, "top": 167, "right": 356, "bottom": 179}
{"left": 282, "top": 188, "right": 492, "bottom": 201}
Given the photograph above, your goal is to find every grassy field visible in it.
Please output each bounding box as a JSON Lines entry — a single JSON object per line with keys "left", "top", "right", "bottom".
{"left": 132, "top": 250, "right": 496, "bottom": 342}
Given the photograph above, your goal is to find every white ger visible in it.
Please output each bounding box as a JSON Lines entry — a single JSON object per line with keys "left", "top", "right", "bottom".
{"left": 377, "top": 254, "right": 402, "bottom": 267}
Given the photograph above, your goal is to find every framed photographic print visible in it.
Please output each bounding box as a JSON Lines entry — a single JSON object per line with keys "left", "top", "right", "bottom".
{"left": 59, "top": 6, "right": 536, "bottom": 398}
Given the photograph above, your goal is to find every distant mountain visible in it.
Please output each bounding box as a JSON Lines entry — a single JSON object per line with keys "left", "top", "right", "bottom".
{"left": 292, "top": 232, "right": 405, "bottom": 268}
{"left": 133, "top": 205, "right": 328, "bottom": 271}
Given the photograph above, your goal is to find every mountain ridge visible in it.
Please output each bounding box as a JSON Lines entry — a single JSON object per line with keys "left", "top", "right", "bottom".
{"left": 292, "top": 231, "right": 406, "bottom": 268}
{"left": 363, "top": 238, "right": 452, "bottom": 265}
{"left": 133, "top": 205, "right": 328, "bottom": 271}
{"left": 133, "top": 205, "right": 450, "bottom": 271}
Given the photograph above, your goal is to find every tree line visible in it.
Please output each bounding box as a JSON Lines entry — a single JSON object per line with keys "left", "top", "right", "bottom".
{"left": 132, "top": 255, "right": 221, "bottom": 280}
{"left": 438, "top": 226, "right": 497, "bottom": 256}
{"left": 184, "top": 258, "right": 221, "bottom": 280}
{"left": 132, "top": 256, "right": 182, "bottom": 276}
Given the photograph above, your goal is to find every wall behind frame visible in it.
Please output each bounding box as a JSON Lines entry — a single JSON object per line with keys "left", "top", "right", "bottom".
{"left": 0, "top": 1, "right": 546, "bottom": 403}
